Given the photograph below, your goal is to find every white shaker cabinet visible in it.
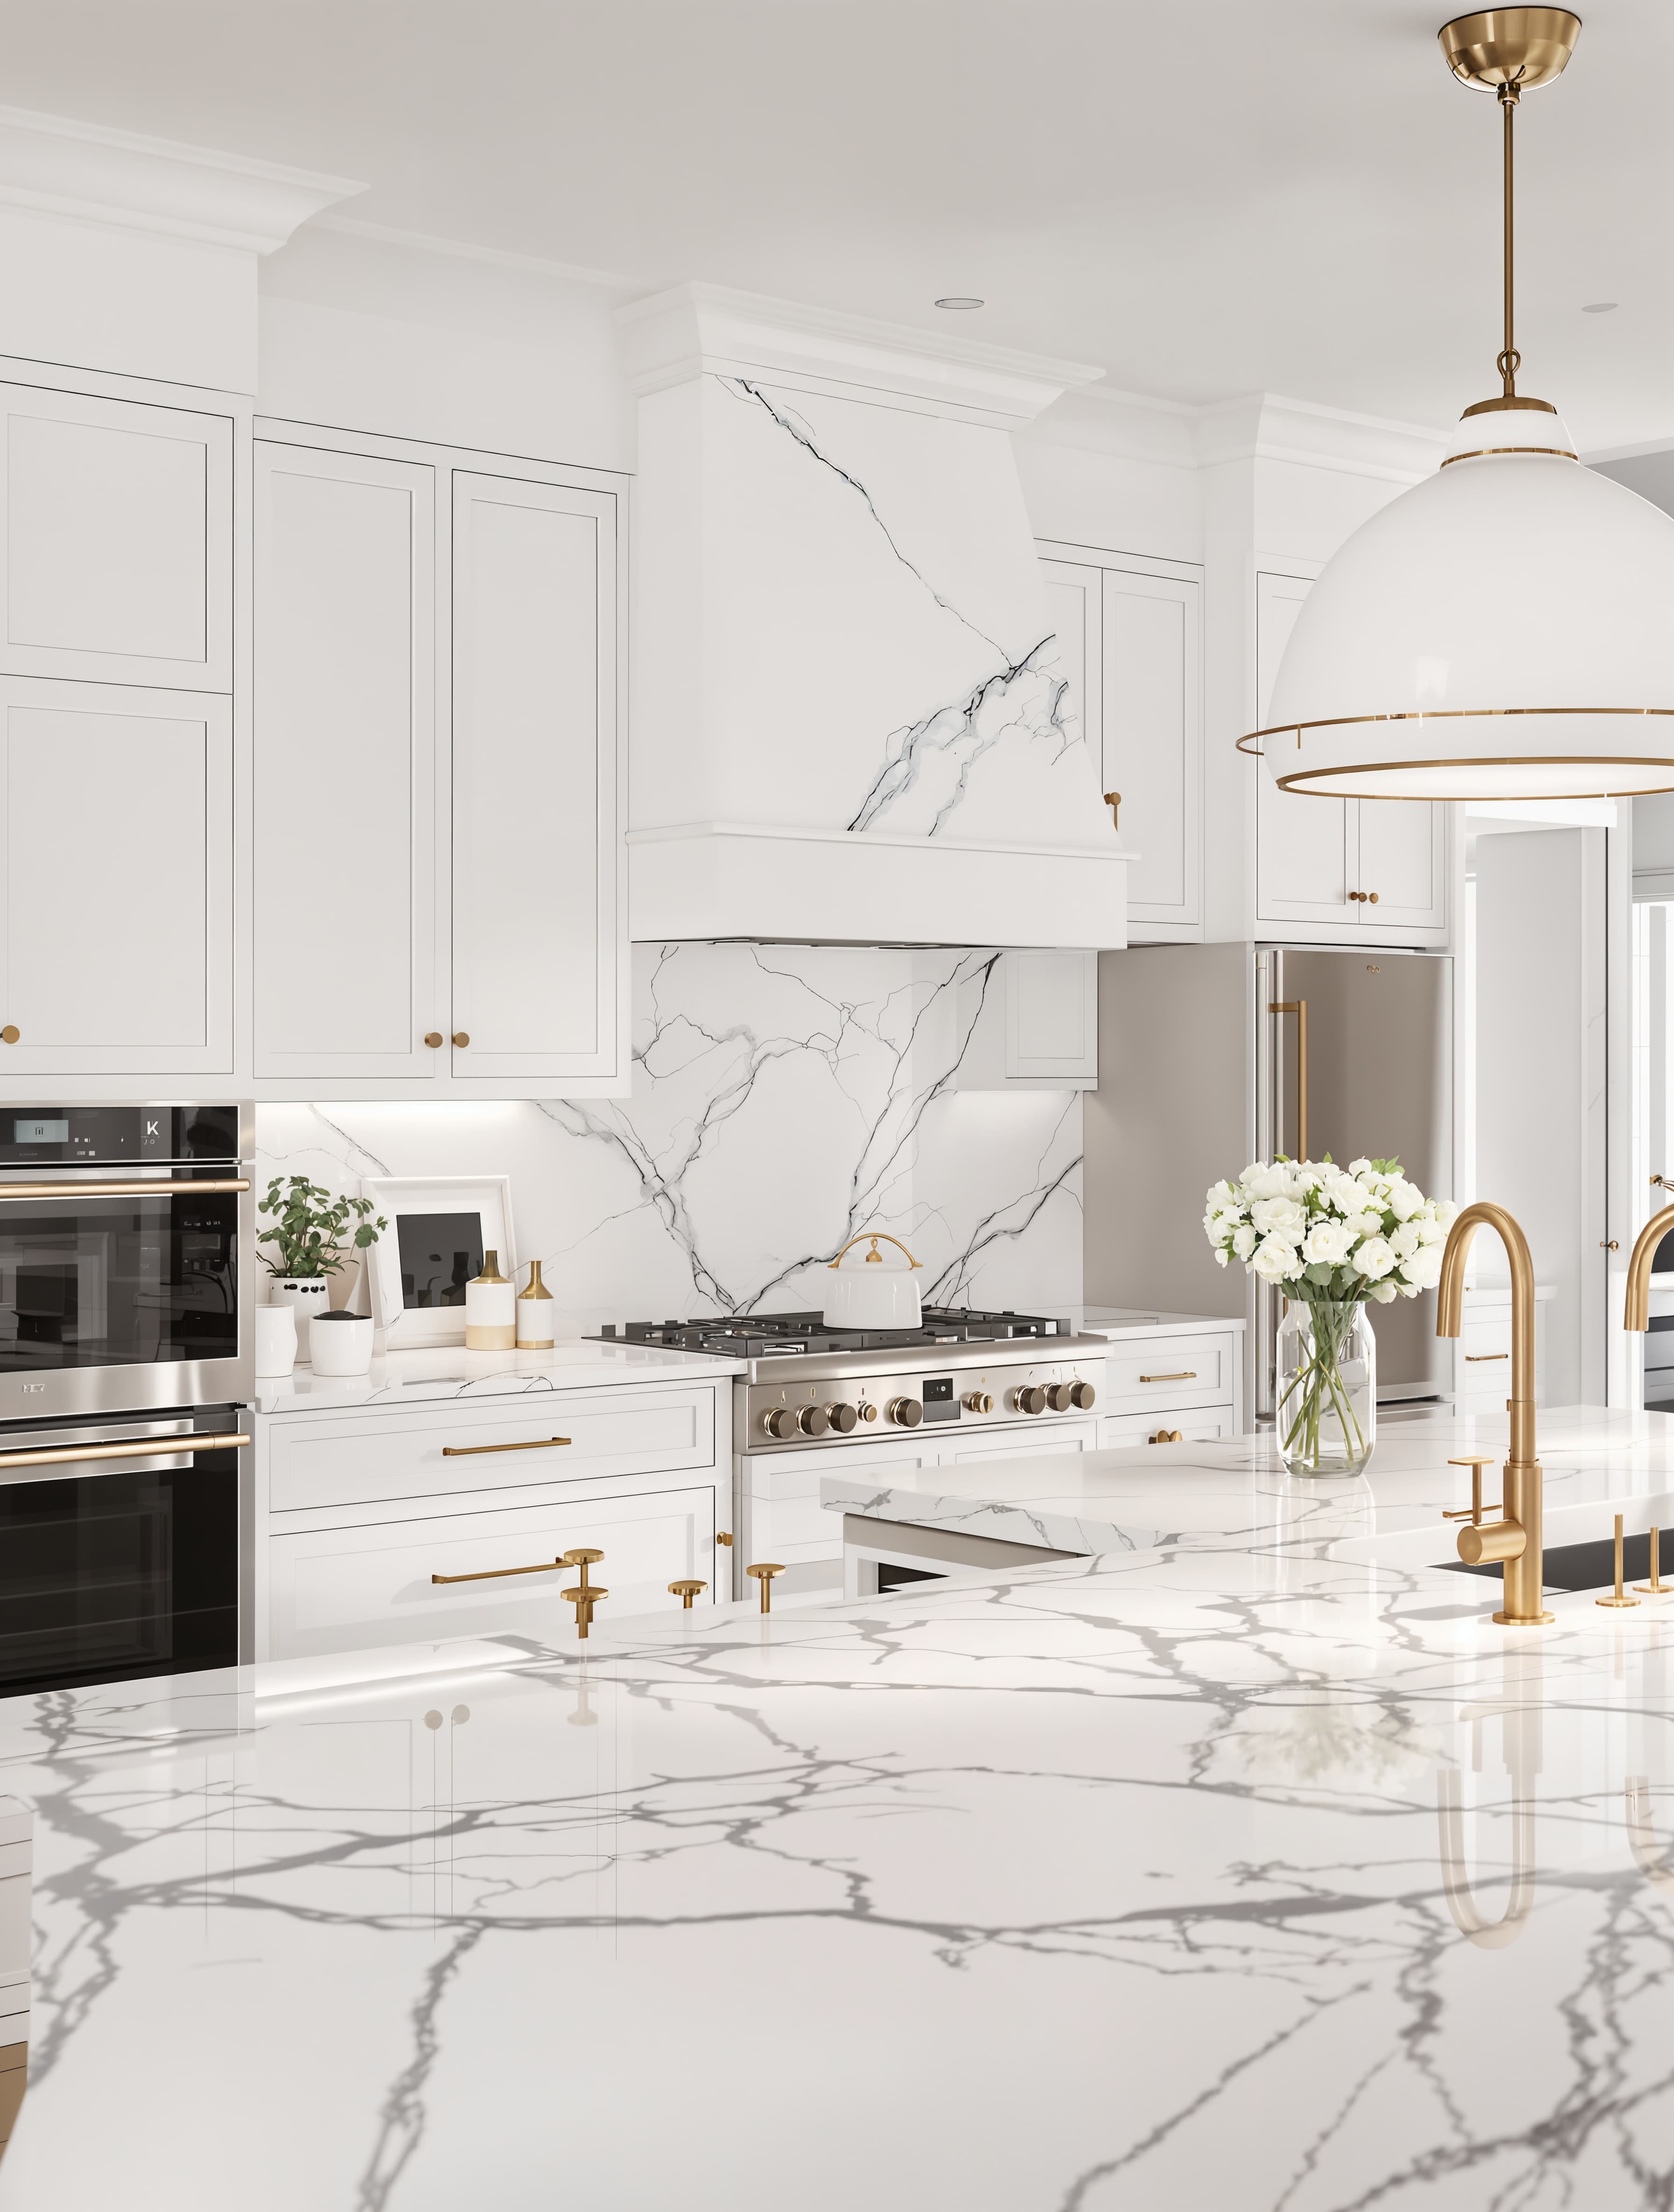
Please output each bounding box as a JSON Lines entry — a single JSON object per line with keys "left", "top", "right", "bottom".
{"left": 251, "top": 423, "right": 628, "bottom": 1099}
{"left": 1041, "top": 544, "right": 1203, "bottom": 940}
{"left": 953, "top": 948, "right": 1098, "bottom": 1089}
{"left": 254, "top": 442, "right": 439, "bottom": 1082}
{"left": 1253, "top": 569, "right": 1448, "bottom": 942}
{"left": 0, "top": 677, "right": 232, "bottom": 1073}
{"left": 451, "top": 472, "right": 621, "bottom": 1088}
{"left": 0, "top": 381, "right": 231, "bottom": 692}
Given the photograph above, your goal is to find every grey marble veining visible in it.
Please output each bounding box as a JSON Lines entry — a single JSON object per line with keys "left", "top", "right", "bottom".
{"left": 5, "top": 1410, "right": 1674, "bottom": 2203}
{"left": 256, "top": 941, "right": 1083, "bottom": 1326}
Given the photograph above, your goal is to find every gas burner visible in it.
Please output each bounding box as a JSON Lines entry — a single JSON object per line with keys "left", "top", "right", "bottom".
{"left": 596, "top": 1305, "right": 1072, "bottom": 1361}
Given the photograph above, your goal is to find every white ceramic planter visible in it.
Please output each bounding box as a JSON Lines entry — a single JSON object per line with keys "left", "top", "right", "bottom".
{"left": 307, "top": 1311, "right": 375, "bottom": 1377}
{"left": 254, "top": 1304, "right": 298, "bottom": 1378}
{"left": 270, "top": 1276, "right": 331, "bottom": 1359}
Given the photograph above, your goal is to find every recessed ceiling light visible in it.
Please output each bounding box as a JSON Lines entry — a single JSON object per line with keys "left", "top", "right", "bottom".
{"left": 1582, "top": 300, "right": 1618, "bottom": 313}
{"left": 934, "top": 297, "right": 983, "bottom": 310}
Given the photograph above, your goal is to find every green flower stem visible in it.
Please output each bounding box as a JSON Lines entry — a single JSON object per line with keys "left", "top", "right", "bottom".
{"left": 1277, "top": 1297, "right": 1369, "bottom": 1472}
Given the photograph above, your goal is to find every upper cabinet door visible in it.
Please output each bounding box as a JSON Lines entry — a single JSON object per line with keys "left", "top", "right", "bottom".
{"left": 1254, "top": 570, "right": 1354, "bottom": 926}
{"left": 0, "top": 676, "right": 231, "bottom": 1074}
{"left": 1355, "top": 798, "right": 1447, "bottom": 929}
{"left": 254, "top": 441, "right": 438, "bottom": 1082}
{"left": 1100, "top": 562, "right": 1201, "bottom": 928}
{"left": 451, "top": 471, "right": 622, "bottom": 1085}
{"left": 0, "top": 384, "right": 231, "bottom": 692}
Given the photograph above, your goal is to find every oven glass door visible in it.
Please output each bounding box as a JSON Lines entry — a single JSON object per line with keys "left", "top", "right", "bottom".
{"left": 0, "top": 1183, "right": 239, "bottom": 1378}
{"left": 0, "top": 1424, "right": 242, "bottom": 1694}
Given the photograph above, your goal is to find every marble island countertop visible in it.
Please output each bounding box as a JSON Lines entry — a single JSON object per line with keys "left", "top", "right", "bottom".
{"left": 7, "top": 1408, "right": 1674, "bottom": 2206}
{"left": 251, "top": 1334, "right": 746, "bottom": 1412}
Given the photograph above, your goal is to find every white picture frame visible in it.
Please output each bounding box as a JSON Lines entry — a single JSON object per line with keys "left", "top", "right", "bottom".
{"left": 357, "top": 1176, "right": 516, "bottom": 1349}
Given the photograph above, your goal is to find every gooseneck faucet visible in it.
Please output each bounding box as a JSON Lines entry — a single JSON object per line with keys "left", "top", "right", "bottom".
{"left": 1436, "top": 1201, "right": 1553, "bottom": 1626}
{"left": 1623, "top": 1204, "right": 1674, "bottom": 1334}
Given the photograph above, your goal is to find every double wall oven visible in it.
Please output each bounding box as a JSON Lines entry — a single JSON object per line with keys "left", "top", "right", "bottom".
{"left": 0, "top": 1106, "right": 253, "bottom": 1695}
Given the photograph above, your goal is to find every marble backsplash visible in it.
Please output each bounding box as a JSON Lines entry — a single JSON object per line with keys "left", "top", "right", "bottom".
{"left": 255, "top": 942, "right": 1083, "bottom": 1330}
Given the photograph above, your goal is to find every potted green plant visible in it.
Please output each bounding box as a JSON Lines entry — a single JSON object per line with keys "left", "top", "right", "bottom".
{"left": 259, "top": 1176, "right": 387, "bottom": 1359}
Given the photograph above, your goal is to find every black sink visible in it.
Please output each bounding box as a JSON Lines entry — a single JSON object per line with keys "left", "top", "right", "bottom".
{"left": 1440, "top": 1530, "right": 1665, "bottom": 1595}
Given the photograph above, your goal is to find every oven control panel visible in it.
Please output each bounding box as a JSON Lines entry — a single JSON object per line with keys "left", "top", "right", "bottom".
{"left": 742, "top": 1358, "right": 1102, "bottom": 1450}
{"left": 0, "top": 1105, "right": 241, "bottom": 1165}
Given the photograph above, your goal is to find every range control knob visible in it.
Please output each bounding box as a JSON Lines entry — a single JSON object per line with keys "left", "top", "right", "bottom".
{"left": 1012, "top": 1384, "right": 1048, "bottom": 1416}
{"left": 823, "top": 1402, "right": 858, "bottom": 1434}
{"left": 762, "top": 1407, "right": 800, "bottom": 1440}
{"left": 963, "top": 1390, "right": 994, "bottom": 1414}
{"left": 859, "top": 1402, "right": 879, "bottom": 1422}
{"left": 1046, "top": 1382, "right": 1075, "bottom": 1413}
{"left": 887, "top": 1397, "right": 923, "bottom": 1428}
{"left": 1070, "top": 1379, "right": 1097, "bottom": 1411}
{"left": 798, "top": 1404, "right": 832, "bottom": 1438}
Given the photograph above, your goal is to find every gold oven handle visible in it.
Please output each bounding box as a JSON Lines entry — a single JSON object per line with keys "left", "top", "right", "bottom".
{"left": 0, "top": 1432, "right": 250, "bottom": 1471}
{"left": 0, "top": 1178, "right": 250, "bottom": 1200}
{"left": 440, "top": 1436, "right": 572, "bottom": 1458}
{"left": 1268, "top": 998, "right": 1309, "bottom": 1163}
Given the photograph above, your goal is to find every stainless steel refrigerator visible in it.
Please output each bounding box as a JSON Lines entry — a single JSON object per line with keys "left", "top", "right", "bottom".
{"left": 1084, "top": 943, "right": 1454, "bottom": 1424}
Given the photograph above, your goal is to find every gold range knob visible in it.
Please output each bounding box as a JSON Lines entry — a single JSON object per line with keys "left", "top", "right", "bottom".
{"left": 1047, "top": 1382, "right": 1075, "bottom": 1412}
{"left": 1012, "top": 1384, "right": 1048, "bottom": 1415}
{"left": 1070, "top": 1379, "right": 1096, "bottom": 1410}
{"left": 887, "top": 1397, "right": 922, "bottom": 1428}
{"left": 962, "top": 1390, "right": 994, "bottom": 1414}
{"left": 823, "top": 1402, "right": 858, "bottom": 1433}
{"left": 762, "top": 1407, "right": 799, "bottom": 1440}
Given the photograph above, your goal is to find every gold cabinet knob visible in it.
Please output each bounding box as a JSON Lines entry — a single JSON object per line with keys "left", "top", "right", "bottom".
{"left": 746, "top": 1562, "right": 786, "bottom": 1614}
{"left": 452, "top": 1031, "right": 470, "bottom": 1048}
{"left": 0, "top": 1027, "right": 18, "bottom": 1045}
{"left": 1368, "top": 892, "right": 1379, "bottom": 904}
{"left": 668, "top": 1579, "right": 708, "bottom": 1609}
{"left": 424, "top": 1032, "right": 444, "bottom": 1048}
{"left": 717, "top": 1531, "right": 733, "bottom": 1546}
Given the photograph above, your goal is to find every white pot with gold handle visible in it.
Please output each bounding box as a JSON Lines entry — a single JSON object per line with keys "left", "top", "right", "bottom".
{"left": 823, "top": 1233, "right": 923, "bottom": 1330}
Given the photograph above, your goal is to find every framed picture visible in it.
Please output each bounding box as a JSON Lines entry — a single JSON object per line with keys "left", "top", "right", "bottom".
{"left": 358, "top": 1176, "right": 516, "bottom": 1349}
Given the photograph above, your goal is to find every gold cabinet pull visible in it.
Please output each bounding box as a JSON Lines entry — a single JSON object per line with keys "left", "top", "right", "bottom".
{"left": 0, "top": 1177, "right": 250, "bottom": 1200}
{"left": 669, "top": 1579, "right": 708, "bottom": 1609}
{"left": 1102, "top": 791, "right": 1121, "bottom": 830}
{"left": 1138, "top": 1371, "right": 1196, "bottom": 1383}
{"left": 0, "top": 1429, "right": 249, "bottom": 1471}
{"left": 1464, "top": 1353, "right": 1508, "bottom": 1362}
{"left": 424, "top": 1032, "right": 444, "bottom": 1048}
{"left": 747, "top": 1562, "right": 785, "bottom": 1613}
{"left": 1268, "top": 997, "right": 1309, "bottom": 1161}
{"left": 433, "top": 1543, "right": 600, "bottom": 1589}
{"left": 452, "top": 1031, "right": 470, "bottom": 1048}
{"left": 0, "top": 1027, "right": 17, "bottom": 1045}
{"left": 1147, "top": 1429, "right": 1184, "bottom": 1445}
{"left": 440, "top": 1435, "right": 571, "bottom": 1457}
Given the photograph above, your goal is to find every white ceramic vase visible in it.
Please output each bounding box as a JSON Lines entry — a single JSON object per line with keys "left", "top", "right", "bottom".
{"left": 254, "top": 1304, "right": 298, "bottom": 1378}
{"left": 270, "top": 1276, "right": 331, "bottom": 1360}
{"left": 307, "top": 1311, "right": 375, "bottom": 1377}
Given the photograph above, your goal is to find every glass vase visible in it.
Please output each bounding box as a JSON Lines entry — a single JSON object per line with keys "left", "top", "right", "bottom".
{"left": 1275, "top": 1298, "right": 1376, "bottom": 1477}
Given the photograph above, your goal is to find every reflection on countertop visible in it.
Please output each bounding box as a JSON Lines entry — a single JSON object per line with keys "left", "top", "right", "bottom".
{"left": 2, "top": 1407, "right": 1674, "bottom": 2205}
{"left": 252, "top": 1335, "right": 746, "bottom": 1413}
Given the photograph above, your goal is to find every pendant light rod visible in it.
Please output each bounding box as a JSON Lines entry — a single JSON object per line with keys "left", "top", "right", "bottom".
{"left": 1499, "top": 81, "right": 1518, "bottom": 397}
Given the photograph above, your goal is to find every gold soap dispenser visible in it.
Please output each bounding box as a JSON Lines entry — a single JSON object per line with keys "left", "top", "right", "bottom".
{"left": 464, "top": 1249, "right": 516, "bottom": 1351}
{"left": 516, "top": 1259, "right": 555, "bottom": 1351}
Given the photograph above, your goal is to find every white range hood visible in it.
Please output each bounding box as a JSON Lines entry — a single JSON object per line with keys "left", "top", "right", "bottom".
{"left": 617, "top": 284, "right": 1132, "bottom": 948}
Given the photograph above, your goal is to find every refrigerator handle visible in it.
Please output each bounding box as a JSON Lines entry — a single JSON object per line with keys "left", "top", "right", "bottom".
{"left": 1269, "top": 997, "right": 1309, "bottom": 1162}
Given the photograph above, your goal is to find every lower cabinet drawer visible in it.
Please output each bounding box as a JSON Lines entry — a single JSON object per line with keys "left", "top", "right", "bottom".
{"left": 1103, "top": 1334, "right": 1235, "bottom": 1413}
{"left": 266, "top": 1483, "right": 718, "bottom": 1660}
{"left": 1098, "top": 1409, "right": 1234, "bottom": 1449}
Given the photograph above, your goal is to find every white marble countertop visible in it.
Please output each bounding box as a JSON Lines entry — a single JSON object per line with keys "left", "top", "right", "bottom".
{"left": 7, "top": 1406, "right": 1674, "bottom": 2205}
{"left": 1071, "top": 1302, "right": 1247, "bottom": 1336}
{"left": 251, "top": 1335, "right": 745, "bottom": 1413}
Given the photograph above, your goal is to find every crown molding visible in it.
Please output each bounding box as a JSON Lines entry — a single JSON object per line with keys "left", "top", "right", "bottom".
{"left": 1193, "top": 391, "right": 1454, "bottom": 484}
{"left": 0, "top": 104, "right": 363, "bottom": 254}
{"left": 616, "top": 281, "right": 1104, "bottom": 425}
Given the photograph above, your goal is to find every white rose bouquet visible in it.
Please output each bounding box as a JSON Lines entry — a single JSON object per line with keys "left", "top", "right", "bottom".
{"left": 1203, "top": 1156, "right": 1457, "bottom": 1473}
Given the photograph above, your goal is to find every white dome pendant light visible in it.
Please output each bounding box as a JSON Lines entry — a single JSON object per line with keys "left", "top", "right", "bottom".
{"left": 1244, "top": 7, "right": 1674, "bottom": 802}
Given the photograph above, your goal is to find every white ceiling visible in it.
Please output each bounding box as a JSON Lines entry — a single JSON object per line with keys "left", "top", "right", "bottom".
{"left": 0, "top": 0, "right": 1670, "bottom": 450}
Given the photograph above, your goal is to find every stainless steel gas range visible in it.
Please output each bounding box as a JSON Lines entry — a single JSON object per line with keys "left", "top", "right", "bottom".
{"left": 597, "top": 1308, "right": 1107, "bottom": 1598}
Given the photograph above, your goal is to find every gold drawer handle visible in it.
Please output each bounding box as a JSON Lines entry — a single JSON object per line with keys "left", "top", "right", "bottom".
{"left": 1464, "top": 1354, "right": 1508, "bottom": 1363}
{"left": 1148, "top": 1429, "right": 1184, "bottom": 1445}
{"left": 440, "top": 1435, "right": 571, "bottom": 1457}
{"left": 433, "top": 1543, "right": 599, "bottom": 1588}
{"left": 1139, "top": 1370, "right": 1196, "bottom": 1383}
